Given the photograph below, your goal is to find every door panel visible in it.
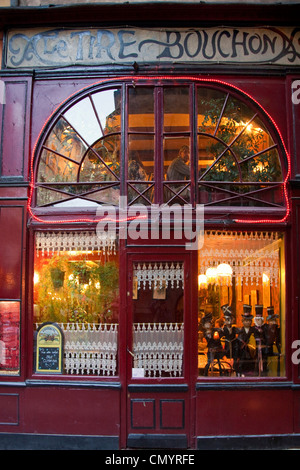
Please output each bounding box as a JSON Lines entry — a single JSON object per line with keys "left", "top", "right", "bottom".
{"left": 126, "top": 253, "right": 191, "bottom": 448}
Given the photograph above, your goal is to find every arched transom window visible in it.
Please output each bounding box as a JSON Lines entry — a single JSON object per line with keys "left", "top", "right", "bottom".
{"left": 33, "top": 79, "right": 287, "bottom": 211}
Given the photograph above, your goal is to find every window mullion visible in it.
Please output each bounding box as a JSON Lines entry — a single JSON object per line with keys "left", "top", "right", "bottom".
{"left": 121, "top": 83, "right": 127, "bottom": 199}
{"left": 155, "top": 85, "right": 163, "bottom": 204}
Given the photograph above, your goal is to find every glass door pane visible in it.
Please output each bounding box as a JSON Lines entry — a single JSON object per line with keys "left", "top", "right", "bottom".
{"left": 131, "top": 261, "right": 184, "bottom": 378}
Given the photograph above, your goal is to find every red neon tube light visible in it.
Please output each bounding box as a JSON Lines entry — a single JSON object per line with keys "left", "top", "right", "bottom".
{"left": 27, "top": 75, "right": 291, "bottom": 225}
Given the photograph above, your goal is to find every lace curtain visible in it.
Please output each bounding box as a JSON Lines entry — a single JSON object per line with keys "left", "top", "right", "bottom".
{"left": 199, "top": 231, "right": 281, "bottom": 287}
{"left": 35, "top": 231, "right": 116, "bottom": 255}
{"left": 134, "top": 262, "right": 184, "bottom": 290}
{"left": 133, "top": 323, "right": 184, "bottom": 377}
{"left": 35, "top": 323, "right": 118, "bottom": 376}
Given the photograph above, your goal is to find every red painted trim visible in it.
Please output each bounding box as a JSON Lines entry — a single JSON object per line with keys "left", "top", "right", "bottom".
{"left": 27, "top": 75, "right": 291, "bottom": 225}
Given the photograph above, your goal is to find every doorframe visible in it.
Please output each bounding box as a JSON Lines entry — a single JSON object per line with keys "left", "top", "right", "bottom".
{"left": 120, "top": 246, "right": 198, "bottom": 449}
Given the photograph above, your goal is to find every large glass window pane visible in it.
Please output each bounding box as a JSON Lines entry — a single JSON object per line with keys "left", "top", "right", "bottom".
{"left": 41, "top": 117, "right": 87, "bottom": 166}
{"left": 164, "top": 137, "right": 190, "bottom": 181}
{"left": 132, "top": 262, "right": 184, "bottom": 378}
{"left": 164, "top": 87, "right": 190, "bottom": 132}
{"left": 127, "top": 134, "right": 154, "bottom": 205}
{"left": 198, "top": 87, "right": 228, "bottom": 135}
{"left": 34, "top": 232, "right": 119, "bottom": 376}
{"left": 80, "top": 135, "right": 120, "bottom": 182}
{"left": 92, "top": 89, "right": 121, "bottom": 135}
{"left": 198, "top": 231, "right": 285, "bottom": 378}
{"left": 36, "top": 88, "right": 121, "bottom": 207}
{"left": 0, "top": 301, "right": 20, "bottom": 375}
{"left": 164, "top": 137, "right": 191, "bottom": 204}
{"left": 128, "top": 87, "right": 154, "bottom": 132}
{"left": 64, "top": 97, "right": 102, "bottom": 146}
{"left": 37, "top": 147, "right": 79, "bottom": 184}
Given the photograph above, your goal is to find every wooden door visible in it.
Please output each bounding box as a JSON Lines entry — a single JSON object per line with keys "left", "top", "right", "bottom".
{"left": 125, "top": 252, "right": 193, "bottom": 449}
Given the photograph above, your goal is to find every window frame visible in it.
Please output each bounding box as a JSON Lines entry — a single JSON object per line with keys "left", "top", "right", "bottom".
{"left": 29, "top": 77, "right": 290, "bottom": 223}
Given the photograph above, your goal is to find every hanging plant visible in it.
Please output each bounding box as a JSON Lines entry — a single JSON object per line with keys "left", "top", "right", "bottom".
{"left": 50, "top": 267, "right": 65, "bottom": 289}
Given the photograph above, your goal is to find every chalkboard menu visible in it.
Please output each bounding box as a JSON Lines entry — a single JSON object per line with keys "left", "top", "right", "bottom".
{"left": 35, "top": 323, "right": 63, "bottom": 374}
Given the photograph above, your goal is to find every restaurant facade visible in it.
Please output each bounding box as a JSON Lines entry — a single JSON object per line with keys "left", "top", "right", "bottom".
{"left": 1, "top": 0, "right": 300, "bottom": 450}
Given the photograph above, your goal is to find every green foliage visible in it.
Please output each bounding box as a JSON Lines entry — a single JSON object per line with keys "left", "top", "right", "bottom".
{"left": 35, "top": 254, "right": 119, "bottom": 324}
{"left": 198, "top": 94, "right": 282, "bottom": 184}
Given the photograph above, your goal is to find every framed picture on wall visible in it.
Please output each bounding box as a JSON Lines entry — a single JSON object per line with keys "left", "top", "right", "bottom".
{"left": 153, "top": 281, "right": 167, "bottom": 300}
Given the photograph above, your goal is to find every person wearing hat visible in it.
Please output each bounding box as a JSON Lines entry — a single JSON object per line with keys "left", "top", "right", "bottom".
{"left": 236, "top": 304, "right": 256, "bottom": 376}
{"left": 265, "top": 306, "right": 281, "bottom": 376}
{"left": 220, "top": 304, "right": 239, "bottom": 373}
{"left": 253, "top": 305, "right": 268, "bottom": 376}
{"left": 200, "top": 311, "right": 225, "bottom": 376}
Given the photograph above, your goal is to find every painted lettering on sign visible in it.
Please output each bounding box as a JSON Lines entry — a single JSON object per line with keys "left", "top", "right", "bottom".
{"left": 6, "top": 27, "right": 300, "bottom": 68}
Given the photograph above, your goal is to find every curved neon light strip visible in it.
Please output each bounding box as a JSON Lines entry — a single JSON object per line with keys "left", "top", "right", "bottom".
{"left": 27, "top": 75, "right": 291, "bottom": 225}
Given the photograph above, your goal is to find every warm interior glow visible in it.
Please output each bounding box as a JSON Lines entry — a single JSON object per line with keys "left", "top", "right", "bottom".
{"left": 205, "top": 267, "right": 218, "bottom": 283}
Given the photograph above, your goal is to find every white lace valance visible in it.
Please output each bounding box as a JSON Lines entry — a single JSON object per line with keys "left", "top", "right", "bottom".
{"left": 134, "top": 262, "right": 184, "bottom": 290}
{"left": 35, "top": 231, "right": 116, "bottom": 255}
{"left": 204, "top": 231, "right": 280, "bottom": 242}
{"left": 133, "top": 323, "right": 184, "bottom": 377}
{"left": 199, "top": 231, "right": 281, "bottom": 287}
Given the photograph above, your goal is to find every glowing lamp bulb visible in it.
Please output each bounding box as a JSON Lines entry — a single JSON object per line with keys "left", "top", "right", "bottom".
{"left": 216, "top": 263, "right": 232, "bottom": 277}
{"left": 198, "top": 274, "right": 208, "bottom": 288}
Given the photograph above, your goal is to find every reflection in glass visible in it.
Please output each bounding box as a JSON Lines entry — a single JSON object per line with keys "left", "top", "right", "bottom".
{"left": 64, "top": 97, "right": 102, "bottom": 146}
{"left": 36, "top": 187, "right": 74, "bottom": 206}
{"left": 37, "top": 149, "right": 79, "bottom": 183}
{"left": 92, "top": 89, "right": 121, "bottom": 135}
{"left": 202, "top": 150, "right": 239, "bottom": 182}
{"left": 43, "top": 117, "right": 87, "bottom": 164}
{"left": 80, "top": 135, "right": 120, "bottom": 182}
{"left": 231, "top": 117, "right": 275, "bottom": 162}
{"left": 35, "top": 83, "right": 285, "bottom": 209}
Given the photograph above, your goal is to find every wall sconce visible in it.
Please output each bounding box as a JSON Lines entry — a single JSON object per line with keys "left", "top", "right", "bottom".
{"left": 217, "top": 263, "right": 232, "bottom": 285}
{"left": 205, "top": 267, "right": 218, "bottom": 284}
{"left": 216, "top": 263, "right": 232, "bottom": 278}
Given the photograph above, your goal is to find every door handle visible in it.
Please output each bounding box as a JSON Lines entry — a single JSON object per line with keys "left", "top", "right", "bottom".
{"left": 127, "top": 347, "right": 134, "bottom": 358}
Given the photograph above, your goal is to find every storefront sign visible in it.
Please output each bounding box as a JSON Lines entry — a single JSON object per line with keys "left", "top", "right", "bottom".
{"left": 5, "top": 26, "right": 300, "bottom": 68}
{"left": 35, "top": 322, "right": 64, "bottom": 374}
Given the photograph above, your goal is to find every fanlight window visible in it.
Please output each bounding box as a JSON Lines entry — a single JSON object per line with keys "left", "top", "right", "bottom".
{"left": 34, "top": 81, "right": 285, "bottom": 209}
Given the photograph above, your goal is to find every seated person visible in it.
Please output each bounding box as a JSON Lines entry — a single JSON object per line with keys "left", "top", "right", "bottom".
{"left": 167, "top": 145, "right": 190, "bottom": 181}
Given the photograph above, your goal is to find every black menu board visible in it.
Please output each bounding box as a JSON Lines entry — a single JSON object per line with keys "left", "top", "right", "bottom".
{"left": 35, "top": 323, "right": 64, "bottom": 373}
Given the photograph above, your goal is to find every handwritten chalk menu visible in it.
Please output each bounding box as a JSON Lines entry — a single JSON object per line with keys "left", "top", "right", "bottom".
{"left": 35, "top": 323, "right": 63, "bottom": 373}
